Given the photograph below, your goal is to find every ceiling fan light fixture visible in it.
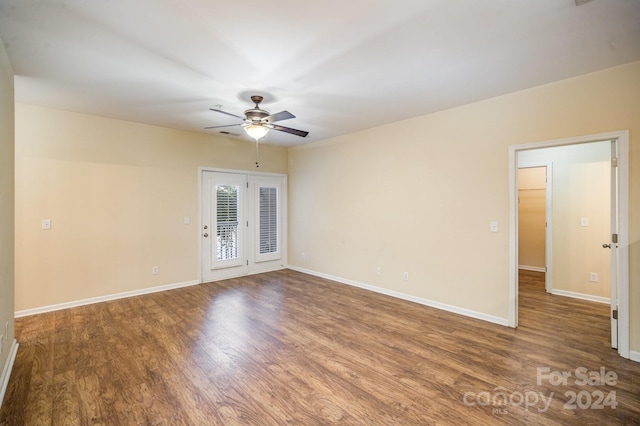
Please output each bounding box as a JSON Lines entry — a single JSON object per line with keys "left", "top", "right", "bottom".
{"left": 244, "top": 124, "right": 269, "bottom": 141}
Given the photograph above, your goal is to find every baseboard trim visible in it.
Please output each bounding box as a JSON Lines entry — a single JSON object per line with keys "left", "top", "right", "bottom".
{"left": 0, "top": 339, "right": 19, "bottom": 409}
{"left": 550, "top": 289, "right": 610, "bottom": 304}
{"left": 630, "top": 351, "right": 640, "bottom": 363}
{"left": 15, "top": 279, "right": 201, "bottom": 318}
{"left": 287, "top": 265, "right": 509, "bottom": 327}
{"left": 518, "top": 265, "right": 546, "bottom": 272}
{"left": 202, "top": 265, "right": 286, "bottom": 283}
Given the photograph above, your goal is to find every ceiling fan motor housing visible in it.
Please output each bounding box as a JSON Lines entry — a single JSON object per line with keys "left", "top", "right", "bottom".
{"left": 244, "top": 108, "right": 269, "bottom": 123}
{"left": 245, "top": 95, "right": 269, "bottom": 123}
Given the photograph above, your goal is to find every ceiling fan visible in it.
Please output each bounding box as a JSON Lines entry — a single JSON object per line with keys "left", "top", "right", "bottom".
{"left": 206, "top": 95, "right": 309, "bottom": 140}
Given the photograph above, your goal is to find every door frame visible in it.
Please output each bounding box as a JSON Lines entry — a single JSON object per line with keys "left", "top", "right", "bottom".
{"left": 508, "top": 130, "right": 629, "bottom": 359}
{"left": 516, "top": 162, "right": 552, "bottom": 293}
{"left": 198, "top": 167, "right": 288, "bottom": 283}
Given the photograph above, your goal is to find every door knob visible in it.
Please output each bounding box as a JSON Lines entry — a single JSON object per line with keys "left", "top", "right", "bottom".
{"left": 203, "top": 233, "right": 209, "bottom": 238}
{"left": 602, "top": 243, "right": 611, "bottom": 249}
{"left": 203, "top": 225, "right": 208, "bottom": 230}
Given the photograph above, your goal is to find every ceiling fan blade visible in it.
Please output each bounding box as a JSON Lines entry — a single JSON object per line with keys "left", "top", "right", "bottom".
{"left": 204, "top": 123, "right": 242, "bottom": 129}
{"left": 265, "top": 110, "right": 295, "bottom": 123}
{"left": 270, "top": 124, "right": 309, "bottom": 138}
{"left": 209, "top": 108, "right": 244, "bottom": 120}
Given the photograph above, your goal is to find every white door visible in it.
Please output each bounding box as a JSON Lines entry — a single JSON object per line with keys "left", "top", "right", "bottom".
{"left": 201, "top": 170, "right": 286, "bottom": 282}
{"left": 608, "top": 141, "right": 619, "bottom": 349}
{"left": 202, "top": 172, "right": 247, "bottom": 281}
{"left": 248, "top": 175, "right": 286, "bottom": 272}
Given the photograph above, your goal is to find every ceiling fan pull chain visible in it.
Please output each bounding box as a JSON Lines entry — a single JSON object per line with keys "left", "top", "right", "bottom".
{"left": 255, "top": 140, "right": 260, "bottom": 168}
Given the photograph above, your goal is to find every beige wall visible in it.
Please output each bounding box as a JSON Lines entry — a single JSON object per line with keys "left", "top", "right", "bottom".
{"left": 12, "top": 61, "right": 640, "bottom": 355}
{"left": 518, "top": 167, "right": 546, "bottom": 270}
{"left": 288, "top": 61, "right": 640, "bottom": 353}
{"left": 0, "top": 39, "right": 15, "bottom": 394}
{"left": 519, "top": 142, "right": 611, "bottom": 299}
{"left": 14, "top": 104, "right": 288, "bottom": 311}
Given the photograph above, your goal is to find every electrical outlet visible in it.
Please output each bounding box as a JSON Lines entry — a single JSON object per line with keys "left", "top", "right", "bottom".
{"left": 301, "top": 252, "right": 306, "bottom": 262}
{"left": 403, "top": 272, "right": 409, "bottom": 281}
{"left": 589, "top": 272, "right": 598, "bottom": 282}
{"left": 375, "top": 267, "right": 382, "bottom": 276}
{"left": 152, "top": 266, "right": 159, "bottom": 275}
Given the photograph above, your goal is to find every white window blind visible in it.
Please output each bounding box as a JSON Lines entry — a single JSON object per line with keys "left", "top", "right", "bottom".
{"left": 216, "top": 184, "right": 239, "bottom": 261}
{"left": 259, "top": 186, "right": 278, "bottom": 255}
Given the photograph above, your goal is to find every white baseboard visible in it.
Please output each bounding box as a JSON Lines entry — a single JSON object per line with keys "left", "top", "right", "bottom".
{"left": 518, "top": 265, "right": 546, "bottom": 272}
{"left": 629, "top": 351, "right": 640, "bottom": 363}
{"left": 15, "top": 279, "right": 200, "bottom": 318}
{"left": 0, "top": 339, "right": 18, "bottom": 409}
{"left": 287, "top": 265, "right": 509, "bottom": 327}
{"left": 201, "top": 265, "right": 286, "bottom": 283}
{"left": 550, "top": 289, "right": 610, "bottom": 304}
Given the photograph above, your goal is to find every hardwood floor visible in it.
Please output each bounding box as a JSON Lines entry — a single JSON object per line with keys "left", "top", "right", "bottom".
{"left": 1, "top": 269, "right": 639, "bottom": 425}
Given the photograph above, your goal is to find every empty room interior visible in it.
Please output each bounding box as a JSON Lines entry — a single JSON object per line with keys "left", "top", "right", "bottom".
{"left": 1, "top": 0, "right": 640, "bottom": 424}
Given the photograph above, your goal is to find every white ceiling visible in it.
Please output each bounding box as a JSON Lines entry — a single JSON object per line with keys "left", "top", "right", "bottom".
{"left": 1, "top": 0, "right": 639, "bottom": 146}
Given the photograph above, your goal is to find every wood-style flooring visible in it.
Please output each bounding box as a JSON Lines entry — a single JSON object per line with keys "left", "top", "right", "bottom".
{"left": 1, "top": 269, "right": 639, "bottom": 425}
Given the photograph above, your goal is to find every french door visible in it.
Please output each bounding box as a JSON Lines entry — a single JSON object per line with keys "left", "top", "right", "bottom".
{"left": 201, "top": 170, "right": 286, "bottom": 282}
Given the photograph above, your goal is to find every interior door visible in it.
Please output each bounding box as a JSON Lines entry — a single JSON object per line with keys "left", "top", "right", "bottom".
{"left": 202, "top": 171, "right": 247, "bottom": 282}
{"left": 608, "top": 140, "right": 619, "bottom": 349}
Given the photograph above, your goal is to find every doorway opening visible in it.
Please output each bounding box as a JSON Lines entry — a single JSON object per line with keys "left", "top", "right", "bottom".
{"left": 508, "top": 131, "right": 629, "bottom": 359}
{"left": 517, "top": 164, "right": 551, "bottom": 293}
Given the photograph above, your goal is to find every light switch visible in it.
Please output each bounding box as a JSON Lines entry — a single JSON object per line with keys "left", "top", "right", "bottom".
{"left": 580, "top": 217, "right": 589, "bottom": 227}
{"left": 183, "top": 216, "right": 190, "bottom": 225}
{"left": 41, "top": 219, "right": 51, "bottom": 230}
{"left": 490, "top": 221, "right": 498, "bottom": 233}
